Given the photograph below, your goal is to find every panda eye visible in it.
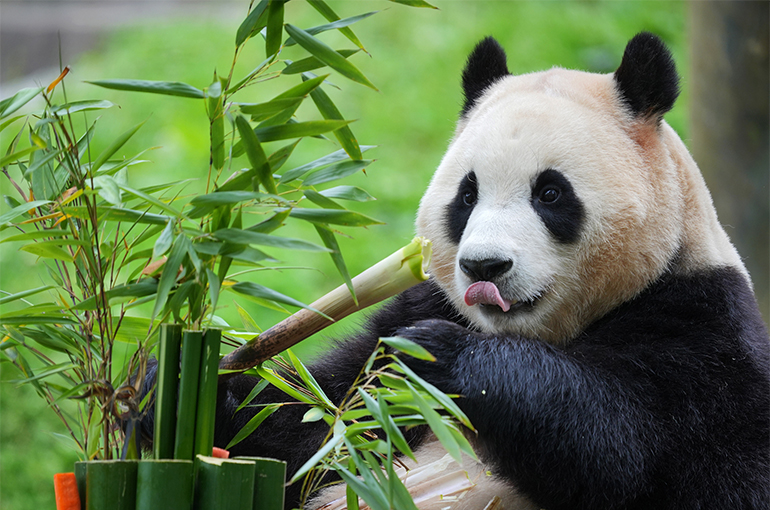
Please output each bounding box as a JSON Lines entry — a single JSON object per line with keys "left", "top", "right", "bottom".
{"left": 462, "top": 190, "right": 477, "bottom": 206}
{"left": 539, "top": 186, "right": 560, "bottom": 204}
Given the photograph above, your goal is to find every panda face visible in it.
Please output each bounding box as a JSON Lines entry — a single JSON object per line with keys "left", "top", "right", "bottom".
{"left": 417, "top": 68, "right": 685, "bottom": 342}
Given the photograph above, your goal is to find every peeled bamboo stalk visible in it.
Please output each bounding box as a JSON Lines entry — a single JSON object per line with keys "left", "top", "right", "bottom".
{"left": 219, "top": 237, "right": 432, "bottom": 373}
{"left": 194, "top": 329, "right": 222, "bottom": 457}
{"left": 154, "top": 324, "right": 183, "bottom": 460}
{"left": 174, "top": 330, "right": 203, "bottom": 460}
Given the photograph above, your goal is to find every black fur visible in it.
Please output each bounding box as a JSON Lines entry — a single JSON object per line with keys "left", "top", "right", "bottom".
{"left": 614, "top": 32, "right": 680, "bottom": 119}
{"left": 461, "top": 37, "right": 510, "bottom": 116}
{"left": 531, "top": 169, "right": 585, "bottom": 243}
{"left": 445, "top": 171, "right": 478, "bottom": 244}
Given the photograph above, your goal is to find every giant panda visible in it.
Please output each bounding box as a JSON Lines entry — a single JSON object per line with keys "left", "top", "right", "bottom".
{"left": 147, "top": 33, "right": 770, "bottom": 509}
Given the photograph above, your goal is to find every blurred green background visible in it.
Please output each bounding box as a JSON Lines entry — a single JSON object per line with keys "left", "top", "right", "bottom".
{"left": 0, "top": 1, "right": 762, "bottom": 509}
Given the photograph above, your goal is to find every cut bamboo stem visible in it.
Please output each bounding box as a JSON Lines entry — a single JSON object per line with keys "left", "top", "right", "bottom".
{"left": 84, "top": 460, "right": 137, "bottom": 510}
{"left": 194, "top": 328, "right": 222, "bottom": 458}
{"left": 154, "top": 324, "right": 183, "bottom": 460}
{"left": 136, "top": 459, "right": 194, "bottom": 510}
{"left": 194, "top": 455, "right": 256, "bottom": 510}
{"left": 174, "top": 330, "right": 203, "bottom": 460}
{"left": 219, "top": 237, "right": 432, "bottom": 374}
{"left": 237, "top": 456, "right": 287, "bottom": 510}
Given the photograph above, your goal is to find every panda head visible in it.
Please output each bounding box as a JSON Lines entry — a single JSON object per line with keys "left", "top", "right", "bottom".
{"left": 416, "top": 33, "right": 747, "bottom": 343}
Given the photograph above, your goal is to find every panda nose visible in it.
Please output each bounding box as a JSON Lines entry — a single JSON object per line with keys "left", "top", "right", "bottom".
{"left": 459, "top": 257, "right": 513, "bottom": 282}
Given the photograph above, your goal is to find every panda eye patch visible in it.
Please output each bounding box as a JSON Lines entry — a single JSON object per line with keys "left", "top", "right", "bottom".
{"left": 531, "top": 169, "right": 584, "bottom": 244}
{"left": 445, "top": 171, "right": 478, "bottom": 244}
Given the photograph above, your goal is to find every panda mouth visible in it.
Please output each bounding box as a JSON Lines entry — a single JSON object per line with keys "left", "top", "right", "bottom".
{"left": 464, "top": 281, "right": 539, "bottom": 313}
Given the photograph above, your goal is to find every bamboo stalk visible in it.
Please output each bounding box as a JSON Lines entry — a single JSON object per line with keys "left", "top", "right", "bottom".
{"left": 237, "top": 456, "right": 287, "bottom": 510}
{"left": 84, "top": 460, "right": 138, "bottom": 510}
{"left": 219, "top": 237, "right": 432, "bottom": 373}
{"left": 154, "top": 324, "right": 183, "bottom": 460}
{"left": 174, "top": 330, "right": 203, "bottom": 460}
{"left": 193, "top": 328, "right": 222, "bottom": 457}
{"left": 136, "top": 459, "right": 194, "bottom": 510}
{"left": 194, "top": 455, "right": 256, "bottom": 510}
{"left": 74, "top": 461, "right": 87, "bottom": 510}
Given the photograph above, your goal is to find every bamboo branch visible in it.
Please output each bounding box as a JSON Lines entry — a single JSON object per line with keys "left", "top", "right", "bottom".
{"left": 218, "top": 237, "right": 431, "bottom": 375}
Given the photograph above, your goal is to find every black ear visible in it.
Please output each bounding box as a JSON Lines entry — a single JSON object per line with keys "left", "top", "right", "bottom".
{"left": 614, "top": 32, "right": 680, "bottom": 120}
{"left": 461, "top": 37, "right": 510, "bottom": 116}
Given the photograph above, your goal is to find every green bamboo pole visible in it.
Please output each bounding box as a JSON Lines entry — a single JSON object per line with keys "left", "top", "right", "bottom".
{"left": 193, "top": 328, "right": 221, "bottom": 457}
{"left": 84, "top": 460, "right": 137, "bottom": 510}
{"left": 174, "top": 330, "right": 203, "bottom": 460}
{"left": 74, "top": 461, "right": 87, "bottom": 510}
{"left": 194, "top": 455, "right": 256, "bottom": 510}
{"left": 237, "top": 456, "right": 286, "bottom": 510}
{"left": 154, "top": 324, "right": 183, "bottom": 460}
{"left": 136, "top": 459, "right": 194, "bottom": 510}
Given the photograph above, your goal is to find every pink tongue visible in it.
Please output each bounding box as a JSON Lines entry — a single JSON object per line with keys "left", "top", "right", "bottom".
{"left": 464, "top": 282, "right": 512, "bottom": 312}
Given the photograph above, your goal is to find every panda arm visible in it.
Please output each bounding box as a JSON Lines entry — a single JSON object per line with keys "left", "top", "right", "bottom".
{"left": 398, "top": 320, "right": 655, "bottom": 509}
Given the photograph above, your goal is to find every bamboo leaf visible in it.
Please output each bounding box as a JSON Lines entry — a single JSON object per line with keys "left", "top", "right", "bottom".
{"left": 0, "top": 87, "right": 43, "bottom": 118}
{"left": 0, "top": 146, "right": 42, "bottom": 169}
{"left": 235, "top": 115, "right": 276, "bottom": 194}
{"left": 303, "top": 159, "right": 371, "bottom": 186}
{"left": 289, "top": 6, "right": 375, "bottom": 49}
{"left": 87, "top": 79, "right": 204, "bottom": 99}
{"left": 90, "top": 120, "right": 145, "bottom": 175}
{"left": 251, "top": 119, "right": 352, "bottom": 144}
{"left": 287, "top": 349, "right": 335, "bottom": 409}
{"left": 404, "top": 380, "right": 462, "bottom": 463}
{"left": 320, "top": 186, "right": 375, "bottom": 202}
{"left": 282, "top": 49, "right": 359, "bottom": 75}
{"left": 19, "top": 242, "right": 74, "bottom": 262}
{"left": 226, "top": 403, "right": 281, "bottom": 450}
{"left": 235, "top": 0, "right": 270, "bottom": 47}
{"left": 0, "top": 286, "right": 54, "bottom": 304}
{"left": 0, "top": 200, "right": 51, "bottom": 224}
{"left": 50, "top": 100, "right": 115, "bottom": 115}
{"left": 285, "top": 207, "right": 383, "bottom": 226}
{"left": 63, "top": 205, "right": 172, "bottom": 225}
{"left": 73, "top": 280, "right": 158, "bottom": 310}
{"left": 381, "top": 336, "right": 436, "bottom": 361}
{"left": 395, "top": 361, "right": 473, "bottom": 429}
{"left": 153, "top": 220, "right": 174, "bottom": 259}
{"left": 230, "top": 282, "right": 325, "bottom": 317}
{"left": 279, "top": 145, "right": 374, "bottom": 183}
{"left": 9, "top": 362, "right": 75, "bottom": 384}
{"left": 289, "top": 434, "right": 344, "bottom": 483}
{"left": 284, "top": 24, "right": 377, "bottom": 90}
{"left": 213, "top": 228, "right": 331, "bottom": 252}
{"left": 234, "top": 378, "right": 269, "bottom": 413}
{"left": 302, "top": 406, "right": 326, "bottom": 423}
{"left": 151, "top": 234, "right": 188, "bottom": 322}
{"left": 239, "top": 97, "right": 303, "bottom": 122}
{"left": 206, "top": 268, "right": 221, "bottom": 315}
{"left": 388, "top": 0, "right": 438, "bottom": 8}
{"left": 119, "top": 184, "right": 183, "bottom": 217}
{"left": 93, "top": 175, "right": 122, "bottom": 206}
{"left": 305, "top": 78, "right": 361, "bottom": 160}
{"left": 265, "top": 0, "right": 285, "bottom": 57}
{"left": 314, "top": 224, "right": 355, "bottom": 303}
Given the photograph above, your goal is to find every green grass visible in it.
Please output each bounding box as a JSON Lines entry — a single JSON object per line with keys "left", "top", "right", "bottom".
{"left": 0, "top": 2, "right": 686, "bottom": 508}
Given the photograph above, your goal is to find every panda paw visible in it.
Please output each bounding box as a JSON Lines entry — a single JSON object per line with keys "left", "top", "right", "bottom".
{"left": 392, "top": 319, "right": 472, "bottom": 393}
